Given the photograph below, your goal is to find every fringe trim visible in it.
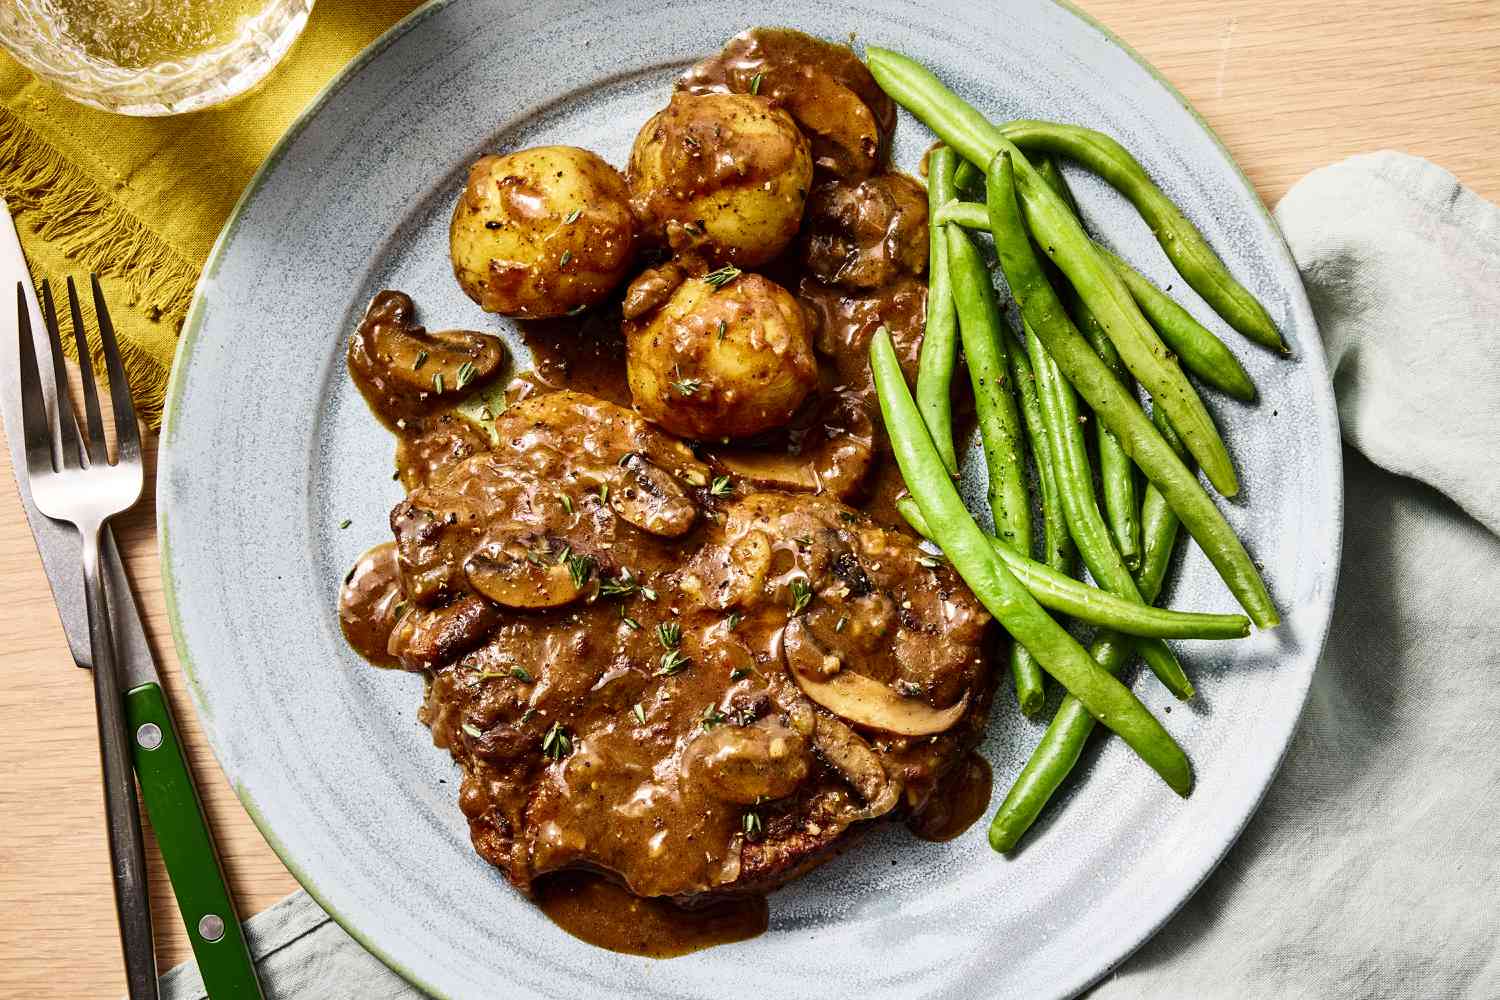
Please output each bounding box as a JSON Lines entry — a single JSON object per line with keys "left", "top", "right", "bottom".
{"left": 0, "top": 107, "right": 202, "bottom": 426}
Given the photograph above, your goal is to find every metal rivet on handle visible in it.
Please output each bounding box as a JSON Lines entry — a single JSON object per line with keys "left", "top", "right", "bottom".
{"left": 135, "top": 723, "right": 163, "bottom": 751}
{"left": 198, "top": 913, "right": 226, "bottom": 943}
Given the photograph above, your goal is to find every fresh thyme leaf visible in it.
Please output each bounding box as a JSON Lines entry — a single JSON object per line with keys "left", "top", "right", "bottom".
{"left": 670, "top": 364, "right": 701, "bottom": 397}
{"left": 339, "top": 518, "right": 351, "bottom": 529}
{"left": 565, "top": 552, "right": 594, "bottom": 589}
{"left": 656, "top": 622, "right": 682, "bottom": 649}
{"left": 559, "top": 492, "right": 574, "bottom": 514}
{"left": 413, "top": 350, "right": 429, "bottom": 370}
{"left": 432, "top": 372, "right": 445, "bottom": 394}
{"left": 709, "top": 475, "right": 733, "bottom": 497}
{"left": 621, "top": 615, "right": 642, "bottom": 631}
{"left": 917, "top": 553, "right": 944, "bottom": 569}
{"left": 520, "top": 708, "right": 538, "bottom": 724}
{"left": 717, "top": 319, "right": 728, "bottom": 341}
{"left": 456, "top": 360, "right": 478, "bottom": 389}
{"left": 789, "top": 578, "right": 813, "bottom": 615}
{"left": 725, "top": 611, "right": 742, "bottom": 630}
{"left": 559, "top": 249, "right": 573, "bottom": 267}
{"left": 601, "top": 569, "right": 639, "bottom": 597}
{"left": 750, "top": 71, "right": 764, "bottom": 95}
{"left": 461, "top": 722, "right": 483, "bottom": 739}
{"left": 632, "top": 703, "right": 646, "bottom": 725}
{"left": 835, "top": 616, "right": 848, "bottom": 633}
{"left": 541, "top": 722, "right": 573, "bottom": 760}
{"left": 564, "top": 207, "right": 582, "bottom": 224}
{"left": 742, "top": 809, "right": 763, "bottom": 839}
{"left": 729, "top": 666, "right": 750, "bottom": 681}
{"left": 640, "top": 586, "right": 658, "bottom": 602}
{"left": 511, "top": 666, "right": 533, "bottom": 683}
{"left": 595, "top": 482, "right": 609, "bottom": 504}
{"left": 703, "top": 265, "right": 742, "bottom": 289}
{"left": 656, "top": 649, "right": 691, "bottom": 676}
{"left": 701, "top": 704, "right": 727, "bottom": 730}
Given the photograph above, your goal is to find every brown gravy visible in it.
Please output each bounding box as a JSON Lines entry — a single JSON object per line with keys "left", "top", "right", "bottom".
{"left": 536, "top": 871, "right": 769, "bottom": 958}
{"left": 907, "top": 752, "right": 993, "bottom": 843}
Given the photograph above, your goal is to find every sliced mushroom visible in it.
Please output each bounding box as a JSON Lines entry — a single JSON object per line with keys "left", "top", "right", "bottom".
{"left": 369, "top": 314, "right": 505, "bottom": 395}
{"left": 464, "top": 543, "right": 588, "bottom": 609}
{"left": 392, "top": 593, "right": 499, "bottom": 670}
{"left": 784, "top": 75, "right": 882, "bottom": 179}
{"left": 812, "top": 714, "right": 899, "bottom": 818}
{"left": 608, "top": 454, "right": 698, "bottom": 537}
{"left": 784, "top": 619, "right": 969, "bottom": 737}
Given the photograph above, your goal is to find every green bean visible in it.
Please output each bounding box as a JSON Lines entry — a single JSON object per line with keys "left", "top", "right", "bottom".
{"left": 875, "top": 64, "right": 1279, "bottom": 629}
{"left": 918, "top": 146, "right": 961, "bottom": 474}
{"left": 997, "top": 119, "right": 1287, "bottom": 353}
{"left": 897, "top": 497, "right": 1248, "bottom": 640}
{"left": 1137, "top": 402, "right": 1190, "bottom": 601}
{"left": 870, "top": 327, "right": 1192, "bottom": 794}
{"left": 946, "top": 227, "right": 1030, "bottom": 551}
{"left": 869, "top": 57, "right": 1237, "bottom": 500}
{"left": 945, "top": 226, "right": 1044, "bottom": 714}
{"left": 1035, "top": 157, "right": 1144, "bottom": 571}
{"left": 1024, "top": 314, "right": 1195, "bottom": 700}
{"left": 1005, "top": 326, "right": 1075, "bottom": 577}
{"left": 990, "top": 401, "right": 1195, "bottom": 853}
{"left": 953, "top": 157, "right": 984, "bottom": 195}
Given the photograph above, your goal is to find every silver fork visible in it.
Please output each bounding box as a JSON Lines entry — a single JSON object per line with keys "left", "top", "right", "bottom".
{"left": 16, "top": 277, "right": 157, "bottom": 999}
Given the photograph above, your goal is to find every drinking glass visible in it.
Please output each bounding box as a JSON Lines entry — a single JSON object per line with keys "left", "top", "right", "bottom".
{"left": 0, "top": 0, "right": 315, "bottom": 116}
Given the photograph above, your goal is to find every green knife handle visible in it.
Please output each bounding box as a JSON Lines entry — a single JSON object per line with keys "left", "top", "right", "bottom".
{"left": 125, "top": 682, "right": 264, "bottom": 1000}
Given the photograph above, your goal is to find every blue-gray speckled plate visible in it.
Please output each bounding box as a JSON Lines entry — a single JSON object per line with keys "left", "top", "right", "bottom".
{"left": 159, "top": 2, "right": 1341, "bottom": 997}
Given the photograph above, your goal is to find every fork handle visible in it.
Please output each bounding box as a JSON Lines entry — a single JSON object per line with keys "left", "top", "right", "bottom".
{"left": 82, "top": 528, "right": 160, "bottom": 1000}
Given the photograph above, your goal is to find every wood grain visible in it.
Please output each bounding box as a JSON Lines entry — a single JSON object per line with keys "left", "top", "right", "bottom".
{"left": 2, "top": 2, "right": 1497, "bottom": 995}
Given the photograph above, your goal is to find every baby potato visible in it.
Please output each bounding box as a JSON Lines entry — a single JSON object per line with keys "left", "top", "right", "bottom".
{"left": 625, "top": 270, "right": 817, "bottom": 440}
{"left": 628, "top": 92, "right": 813, "bottom": 268}
{"left": 450, "top": 146, "right": 635, "bottom": 318}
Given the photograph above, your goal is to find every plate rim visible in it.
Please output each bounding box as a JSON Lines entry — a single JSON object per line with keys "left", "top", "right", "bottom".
{"left": 158, "top": 2, "right": 1344, "bottom": 996}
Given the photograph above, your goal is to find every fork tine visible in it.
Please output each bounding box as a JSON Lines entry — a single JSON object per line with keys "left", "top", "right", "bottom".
{"left": 66, "top": 277, "right": 108, "bottom": 465}
{"left": 16, "top": 283, "right": 55, "bottom": 477}
{"left": 38, "top": 280, "right": 82, "bottom": 470}
{"left": 90, "top": 275, "right": 140, "bottom": 466}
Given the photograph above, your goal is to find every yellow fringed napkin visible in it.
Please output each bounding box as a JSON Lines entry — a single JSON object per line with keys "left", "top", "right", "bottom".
{"left": 0, "top": 1, "right": 424, "bottom": 426}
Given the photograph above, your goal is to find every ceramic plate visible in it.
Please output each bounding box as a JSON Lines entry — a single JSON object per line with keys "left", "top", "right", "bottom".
{"left": 160, "top": 1, "right": 1341, "bottom": 996}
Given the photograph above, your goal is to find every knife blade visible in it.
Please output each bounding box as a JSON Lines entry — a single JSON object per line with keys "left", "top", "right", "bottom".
{"left": 1, "top": 200, "right": 264, "bottom": 999}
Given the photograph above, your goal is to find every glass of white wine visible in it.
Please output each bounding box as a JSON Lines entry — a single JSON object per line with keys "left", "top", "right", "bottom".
{"left": 0, "top": 0, "right": 315, "bottom": 116}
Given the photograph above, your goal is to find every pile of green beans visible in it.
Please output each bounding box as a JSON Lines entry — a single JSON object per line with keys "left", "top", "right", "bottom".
{"left": 860, "top": 45, "right": 1292, "bottom": 852}
{"left": 867, "top": 45, "right": 1277, "bottom": 630}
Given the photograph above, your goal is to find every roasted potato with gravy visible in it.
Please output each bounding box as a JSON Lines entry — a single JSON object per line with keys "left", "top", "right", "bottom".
{"left": 450, "top": 146, "right": 635, "bottom": 318}
{"left": 628, "top": 92, "right": 813, "bottom": 268}
{"left": 624, "top": 269, "right": 817, "bottom": 440}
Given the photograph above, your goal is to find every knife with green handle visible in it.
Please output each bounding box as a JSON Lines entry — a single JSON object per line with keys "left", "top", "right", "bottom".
{"left": 125, "top": 683, "right": 263, "bottom": 999}
{"left": 0, "top": 201, "right": 264, "bottom": 999}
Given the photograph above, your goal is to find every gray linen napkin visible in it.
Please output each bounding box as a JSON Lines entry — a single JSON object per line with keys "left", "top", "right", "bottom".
{"left": 162, "top": 151, "right": 1500, "bottom": 999}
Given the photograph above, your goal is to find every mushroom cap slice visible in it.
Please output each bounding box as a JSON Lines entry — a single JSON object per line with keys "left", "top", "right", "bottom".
{"left": 608, "top": 453, "right": 698, "bottom": 537}
{"left": 371, "top": 320, "right": 504, "bottom": 395}
{"left": 464, "top": 545, "right": 588, "bottom": 609}
{"left": 783, "top": 619, "right": 969, "bottom": 737}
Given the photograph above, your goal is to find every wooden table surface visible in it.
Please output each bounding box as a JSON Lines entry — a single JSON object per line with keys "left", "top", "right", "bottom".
{"left": 2, "top": 2, "right": 1496, "bottom": 996}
